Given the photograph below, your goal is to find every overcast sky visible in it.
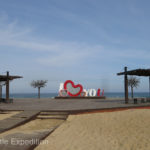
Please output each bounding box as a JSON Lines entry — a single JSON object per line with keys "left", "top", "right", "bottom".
{"left": 0, "top": 0, "right": 150, "bottom": 93}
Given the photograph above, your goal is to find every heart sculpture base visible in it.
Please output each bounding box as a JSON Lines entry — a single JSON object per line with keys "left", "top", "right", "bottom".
{"left": 55, "top": 96, "right": 106, "bottom": 99}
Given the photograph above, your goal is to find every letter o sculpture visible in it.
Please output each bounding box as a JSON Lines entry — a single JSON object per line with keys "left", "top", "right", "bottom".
{"left": 89, "top": 89, "right": 96, "bottom": 97}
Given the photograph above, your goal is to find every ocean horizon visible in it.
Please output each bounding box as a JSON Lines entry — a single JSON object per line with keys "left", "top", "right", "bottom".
{"left": 2, "top": 92, "right": 150, "bottom": 98}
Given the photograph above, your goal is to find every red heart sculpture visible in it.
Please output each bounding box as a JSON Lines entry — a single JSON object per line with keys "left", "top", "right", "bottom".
{"left": 64, "top": 80, "right": 83, "bottom": 97}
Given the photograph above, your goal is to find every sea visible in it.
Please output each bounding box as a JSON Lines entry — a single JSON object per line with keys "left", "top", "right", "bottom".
{"left": 2, "top": 92, "right": 150, "bottom": 98}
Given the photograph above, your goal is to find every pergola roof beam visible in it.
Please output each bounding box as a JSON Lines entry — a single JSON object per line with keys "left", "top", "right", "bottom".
{"left": 0, "top": 75, "right": 22, "bottom": 81}
{"left": 117, "top": 69, "right": 150, "bottom": 76}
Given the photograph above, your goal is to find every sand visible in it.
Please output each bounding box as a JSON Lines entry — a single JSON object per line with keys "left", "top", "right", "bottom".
{"left": 0, "top": 111, "right": 21, "bottom": 120}
{"left": 36, "top": 109, "right": 150, "bottom": 150}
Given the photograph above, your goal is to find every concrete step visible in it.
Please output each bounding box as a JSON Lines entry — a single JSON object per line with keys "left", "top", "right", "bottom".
{"left": 40, "top": 111, "right": 69, "bottom": 116}
{"left": 37, "top": 115, "right": 67, "bottom": 120}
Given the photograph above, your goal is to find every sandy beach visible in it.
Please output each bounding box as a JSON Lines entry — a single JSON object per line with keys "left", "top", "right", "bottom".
{"left": 36, "top": 109, "right": 150, "bottom": 150}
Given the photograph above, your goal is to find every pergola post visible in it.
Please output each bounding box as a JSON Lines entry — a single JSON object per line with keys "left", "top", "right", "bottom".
{"left": 6, "top": 71, "right": 9, "bottom": 101}
{"left": 124, "top": 67, "right": 128, "bottom": 103}
{"left": 0, "top": 85, "right": 2, "bottom": 99}
{"left": 118, "top": 68, "right": 150, "bottom": 102}
{"left": 149, "top": 76, "right": 150, "bottom": 98}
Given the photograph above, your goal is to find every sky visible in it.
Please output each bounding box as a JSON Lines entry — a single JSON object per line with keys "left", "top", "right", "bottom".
{"left": 0, "top": 0, "right": 150, "bottom": 93}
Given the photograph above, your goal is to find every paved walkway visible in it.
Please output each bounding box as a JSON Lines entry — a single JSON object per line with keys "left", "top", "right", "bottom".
{"left": 0, "top": 110, "right": 68, "bottom": 150}
{"left": 0, "top": 130, "right": 53, "bottom": 150}
{"left": 0, "top": 98, "right": 150, "bottom": 112}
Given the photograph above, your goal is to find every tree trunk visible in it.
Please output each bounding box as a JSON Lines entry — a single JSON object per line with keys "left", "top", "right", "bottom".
{"left": 38, "top": 87, "right": 40, "bottom": 99}
{"left": 0, "top": 85, "right": 2, "bottom": 99}
{"left": 131, "top": 86, "right": 134, "bottom": 99}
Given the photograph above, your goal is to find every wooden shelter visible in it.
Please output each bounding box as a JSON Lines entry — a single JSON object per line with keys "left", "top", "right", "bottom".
{"left": 117, "top": 67, "right": 150, "bottom": 103}
{"left": 0, "top": 71, "right": 22, "bottom": 101}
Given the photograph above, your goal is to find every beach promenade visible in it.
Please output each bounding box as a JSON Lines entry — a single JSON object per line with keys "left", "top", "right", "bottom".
{"left": 0, "top": 98, "right": 150, "bottom": 112}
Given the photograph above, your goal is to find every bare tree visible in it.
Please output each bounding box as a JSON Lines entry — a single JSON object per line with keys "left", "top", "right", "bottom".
{"left": 31, "top": 80, "right": 48, "bottom": 98}
{"left": 128, "top": 76, "right": 140, "bottom": 98}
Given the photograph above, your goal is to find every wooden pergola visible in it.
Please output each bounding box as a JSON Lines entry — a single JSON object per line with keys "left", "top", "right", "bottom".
{"left": 117, "top": 67, "right": 150, "bottom": 103}
{"left": 0, "top": 71, "right": 22, "bottom": 101}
